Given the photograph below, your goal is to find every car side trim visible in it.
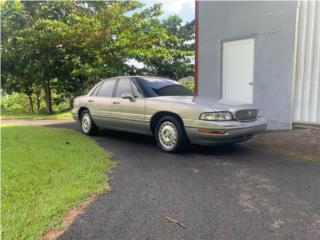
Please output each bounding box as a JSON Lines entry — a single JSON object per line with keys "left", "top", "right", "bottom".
{"left": 91, "top": 114, "right": 149, "bottom": 123}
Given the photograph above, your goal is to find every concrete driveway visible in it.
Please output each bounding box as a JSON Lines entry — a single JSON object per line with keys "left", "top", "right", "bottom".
{"left": 43, "top": 122, "right": 320, "bottom": 240}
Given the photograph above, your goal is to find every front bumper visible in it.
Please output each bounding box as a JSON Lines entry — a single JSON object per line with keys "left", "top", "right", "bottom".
{"left": 72, "top": 108, "right": 79, "bottom": 122}
{"left": 184, "top": 118, "right": 267, "bottom": 145}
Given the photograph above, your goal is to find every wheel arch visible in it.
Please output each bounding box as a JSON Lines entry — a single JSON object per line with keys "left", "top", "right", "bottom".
{"left": 150, "top": 111, "right": 185, "bottom": 135}
{"left": 78, "top": 107, "right": 89, "bottom": 120}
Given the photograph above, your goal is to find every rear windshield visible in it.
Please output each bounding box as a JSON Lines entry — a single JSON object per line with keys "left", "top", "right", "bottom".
{"left": 137, "top": 77, "right": 194, "bottom": 97}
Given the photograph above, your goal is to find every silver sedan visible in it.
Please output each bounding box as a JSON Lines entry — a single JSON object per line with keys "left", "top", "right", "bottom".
{"left": 72, "top": 76, "right": 267, "bottom": 153}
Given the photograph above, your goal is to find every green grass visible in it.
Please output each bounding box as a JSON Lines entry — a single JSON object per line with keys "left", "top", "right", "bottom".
{"left": 1, "top": 110, "right": 72, "bottom": 120}
{"left": 1, "top": 126, "right": 113, "bottom": 240}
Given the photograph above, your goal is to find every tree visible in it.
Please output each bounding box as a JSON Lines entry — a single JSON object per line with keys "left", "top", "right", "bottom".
{"left": 1, "top": 1, "right": 195, "bottom": 113}
{"left": 142, "top": 15, "right": 195, "bottom": 80}
{"left": 1, "top": 0, "right": 36, "bottom": 112}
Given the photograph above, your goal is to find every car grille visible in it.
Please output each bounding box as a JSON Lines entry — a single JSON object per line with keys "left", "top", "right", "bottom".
{"left": 235, "top": 109, "right": 258, "bottom": 121}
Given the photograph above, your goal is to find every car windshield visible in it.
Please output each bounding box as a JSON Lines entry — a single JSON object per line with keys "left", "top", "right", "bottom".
{"left": 137, "top": 77, "right": 194, "bottom": 97}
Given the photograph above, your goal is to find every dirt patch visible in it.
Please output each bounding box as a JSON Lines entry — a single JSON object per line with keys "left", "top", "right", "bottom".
{"left": 246, "top": 128, "right": 320, "bottom": 160}
{"left": 44, "top": 195, "right": 96, "bottom": 240}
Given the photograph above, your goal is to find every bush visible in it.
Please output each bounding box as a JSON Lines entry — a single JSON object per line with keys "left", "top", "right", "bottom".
{"left": 178, "top": 76, "right": 195, "bottom": 91}
{"left": 0, "top": 92, "right": 30, "bottom": 112}
{"left": 0, "top": 91, "right": 72, "bottom": 114}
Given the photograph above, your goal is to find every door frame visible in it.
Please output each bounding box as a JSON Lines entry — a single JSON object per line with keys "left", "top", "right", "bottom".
{"left": 109, "top": 77, "right": 148, "bottom": 134}
{"left": 220, "top": 35, "right": 257, "bottom": 100}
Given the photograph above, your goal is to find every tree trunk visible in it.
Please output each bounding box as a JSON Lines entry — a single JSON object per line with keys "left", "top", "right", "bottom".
{"left": 69, "top": 97, "right": 74, "bottom": 109}
{"left": 35, "top": 91, "right": 41, "bottom": 111}
{"left": 44, "top": 80, "right": 53, "bottom": 114}
{"left": 28, "top": 94, "right": 34, "bottom": 113}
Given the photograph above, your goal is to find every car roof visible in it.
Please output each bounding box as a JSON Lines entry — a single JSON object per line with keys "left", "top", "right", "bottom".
{"left": 101, "top": 76, "right": 173, "bottom": 82}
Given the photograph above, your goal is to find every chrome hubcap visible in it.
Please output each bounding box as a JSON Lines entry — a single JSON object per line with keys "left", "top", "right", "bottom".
{"left": 82, "top": 114, "right": 91, "bottom": 133}
{"left": 158, "top": 121, "right": 178, "bottom": 150}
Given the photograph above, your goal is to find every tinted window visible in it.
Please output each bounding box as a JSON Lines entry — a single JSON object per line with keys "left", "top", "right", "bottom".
{"left": 115, "top": 79, "right": 132, "bottom": 97}
{"left": 137, "top": 77, "right": 194, "bottom": 97}
{"left": 90, "top": 83, "right": 102, "bottom": 96}
{"left": 97, "top": 79, "right": 116, "bottom": 97}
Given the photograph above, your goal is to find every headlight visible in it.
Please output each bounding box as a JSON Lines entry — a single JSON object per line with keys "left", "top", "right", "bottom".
{"left": 199, "top": 112, "right": 233, "bottom": 121}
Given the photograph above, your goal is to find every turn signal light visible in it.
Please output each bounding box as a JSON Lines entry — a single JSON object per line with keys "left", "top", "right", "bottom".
{"left": 198, "top": 129, "right": 226, "bottom": 135}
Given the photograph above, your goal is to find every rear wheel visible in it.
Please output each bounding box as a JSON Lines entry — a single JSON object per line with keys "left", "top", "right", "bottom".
{"left": 155, "top": 116, "right": 189, "bottom": 153}
{"left": 80, "top": 110, "right": 98, "bottom": 135}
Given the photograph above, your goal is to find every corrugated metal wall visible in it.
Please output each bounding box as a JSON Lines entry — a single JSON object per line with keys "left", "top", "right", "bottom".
{"left": 293, "top": 1, "right": 320, "bottom": 124}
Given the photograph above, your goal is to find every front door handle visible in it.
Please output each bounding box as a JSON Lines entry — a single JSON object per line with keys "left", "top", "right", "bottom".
{"left": 88, "top": 99, "right": 95, "bottom": 103}
{"left": 113, "top": 101, "right": 120, "bottom": 104}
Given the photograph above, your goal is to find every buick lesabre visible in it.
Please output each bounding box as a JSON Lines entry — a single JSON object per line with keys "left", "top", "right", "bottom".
{"left": 72, "top": 76, "right": 267, "bottom": 153}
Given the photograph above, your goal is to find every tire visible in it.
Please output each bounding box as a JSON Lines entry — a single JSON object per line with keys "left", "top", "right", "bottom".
{"left": 80, "top": 110, "right": 98, "bottom": 135}
{"left": 155, "top": 116, "right": 189, "bottom": 153}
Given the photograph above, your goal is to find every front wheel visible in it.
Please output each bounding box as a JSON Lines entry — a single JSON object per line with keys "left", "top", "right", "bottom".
{"left": 155, "top": 116, "right": 189, "bottom": 153}
{"left": 81, "top": 110, "right": 98, "bottom": 135}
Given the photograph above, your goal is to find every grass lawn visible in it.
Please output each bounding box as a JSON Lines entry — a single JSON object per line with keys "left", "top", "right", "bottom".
{"left": 1, "top": 125, "right": 113, "bottom": 240}
{"left": 1, "top": 110, "right": 72, "bottom": 120}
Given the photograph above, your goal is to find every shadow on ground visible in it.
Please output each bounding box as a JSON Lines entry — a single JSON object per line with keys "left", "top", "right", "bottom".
{"left": 49, "top": 121, "right": 256, "bottom": 158}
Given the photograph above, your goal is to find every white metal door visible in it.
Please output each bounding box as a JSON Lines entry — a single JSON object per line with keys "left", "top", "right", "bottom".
{"left": 222, "top": 38, "right": 254, "bottom": 103}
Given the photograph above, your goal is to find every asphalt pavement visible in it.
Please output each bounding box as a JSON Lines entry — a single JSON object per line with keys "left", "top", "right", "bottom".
{"left": 43, "top": 121, "right": 320, "bottom": 240}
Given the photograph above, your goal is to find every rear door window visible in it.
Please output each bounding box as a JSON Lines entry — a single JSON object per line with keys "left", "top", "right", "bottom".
{"left": 115, "top": 78, "right": 133, "bottom": 97}
{"left": 97, "top": 79, "right": 117, "bottom": 97}
{"left": 90, "top": 83, "right": 102, "bottom": 96}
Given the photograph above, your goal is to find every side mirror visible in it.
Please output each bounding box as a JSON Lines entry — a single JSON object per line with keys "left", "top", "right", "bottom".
{"left": 121, "top": 92, "right": 135, "bottom": 101}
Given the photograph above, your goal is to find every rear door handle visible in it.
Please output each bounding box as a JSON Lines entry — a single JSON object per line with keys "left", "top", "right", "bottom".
{"left": 113, "top": 101, "right": 120, "bottom": 104}
{"left": 88, "top": 100, "right": 95, "bottom": 103}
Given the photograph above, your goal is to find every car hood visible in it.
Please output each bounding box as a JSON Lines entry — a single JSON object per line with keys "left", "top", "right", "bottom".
{"left": 155, "top": 96, "right": 257, "bottom": 111}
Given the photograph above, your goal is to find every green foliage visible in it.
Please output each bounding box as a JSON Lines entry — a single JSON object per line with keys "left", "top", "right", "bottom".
{"left": 1, "top": 1, "right": 195, "bottom": 114}
{"left": 1, "top": 91, "right": 70, "bottom": 113}
{"left": 142, "top": 15, "right": 195, "bottom": 79}
{"left": 178, "top": 76, "right": 195, "bottom": 91}
{"left": 0, "top": 92, "right": 30, "bottom": 111}
{"left": 2, "top": 126, "right": 113, "bottom": 239}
